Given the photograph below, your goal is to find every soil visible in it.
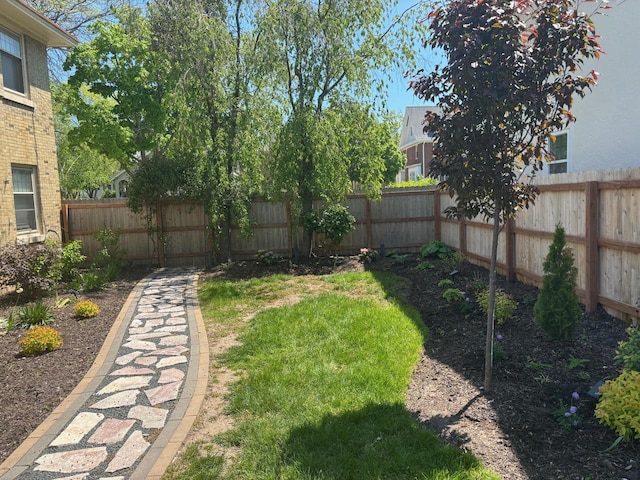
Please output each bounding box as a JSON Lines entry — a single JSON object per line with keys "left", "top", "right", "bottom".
{"left": 1, "top": 257, "right": 638, "bottom": 480}
{"left": 0, "top": 266, "right": 153, "bottom": 465}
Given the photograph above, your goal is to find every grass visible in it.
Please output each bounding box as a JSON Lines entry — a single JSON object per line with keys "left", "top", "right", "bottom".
{"left": 164, "top": 271, "right": 498, "bottom": 480}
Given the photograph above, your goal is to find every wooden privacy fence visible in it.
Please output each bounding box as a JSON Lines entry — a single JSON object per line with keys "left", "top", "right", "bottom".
{"left": 62, "top": 174, "right": 640, "bottom": 322}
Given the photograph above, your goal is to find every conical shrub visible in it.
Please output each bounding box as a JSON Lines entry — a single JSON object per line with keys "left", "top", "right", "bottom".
{"left": 534, "top": 224, "right": 582, "bottom": 340}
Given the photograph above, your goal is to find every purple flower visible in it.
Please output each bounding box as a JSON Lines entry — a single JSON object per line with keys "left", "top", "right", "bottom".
{"left": 465, "top": 297, "right": 471, "bottom": 302}
{"left": 572, "top": 391, "right": 580, "bottom": 401}
{"left": 496, "top": 334, "right": 503, "bottom": 341}
{"left": 569, "top": 406, "right": 578, "bottom": 414}
{"left": 573, "top": 420, "right": 579, "bottom": 427}
{"left": 564, "top": 412, "right": 571, "bottom": 417}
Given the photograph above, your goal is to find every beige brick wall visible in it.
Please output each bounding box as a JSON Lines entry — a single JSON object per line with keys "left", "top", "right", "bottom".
{"left": 0, "top": 34, "right": 62, "bottom": 246}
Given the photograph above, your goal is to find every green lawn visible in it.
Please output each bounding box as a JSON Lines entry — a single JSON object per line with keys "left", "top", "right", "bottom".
{"left": 164, "top": 271, "right": 498, "bottom": 480}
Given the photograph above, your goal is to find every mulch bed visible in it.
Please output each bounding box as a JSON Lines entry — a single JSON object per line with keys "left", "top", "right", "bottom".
{"left": 1, "top": 257, "right": 638, "bottom": 480}
{"left": 0, "top": 267, "right": 152, "bottom": 464}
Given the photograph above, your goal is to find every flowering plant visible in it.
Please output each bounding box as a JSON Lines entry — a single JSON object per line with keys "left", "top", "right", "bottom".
{"left": 358, "top": 248, "right": 379, "bottom": 263}
{"left": 555, "top": 391, "right": 582, "bottom": 430}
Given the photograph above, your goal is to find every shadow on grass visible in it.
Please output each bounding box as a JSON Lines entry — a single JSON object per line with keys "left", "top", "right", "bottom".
{"left": 282, "top": 403, "right": 495, "bottom": 480}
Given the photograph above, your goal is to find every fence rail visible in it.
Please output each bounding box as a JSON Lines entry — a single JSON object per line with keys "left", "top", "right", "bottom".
{"left": 62, "top": 170, "right": 640, "bottom": 323}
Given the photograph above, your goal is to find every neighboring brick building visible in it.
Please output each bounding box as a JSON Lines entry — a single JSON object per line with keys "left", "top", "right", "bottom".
{"left": 0, "top": 0, "right": 76, "bottom": 246}
{"left": 397, "top": 106, "right": 440, "bottom": 182}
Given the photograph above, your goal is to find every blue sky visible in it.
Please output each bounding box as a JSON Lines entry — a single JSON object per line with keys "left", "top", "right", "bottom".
{"left": 381, "top": 0, "right": 442, "bottom": 114}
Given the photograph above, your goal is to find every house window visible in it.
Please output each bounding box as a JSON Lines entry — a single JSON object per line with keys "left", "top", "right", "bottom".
{"left": 0, "top": 28, "right": 25, "bottom": 94}
{"left": 408, "top": 164, "right": 422, "bottom": 181}
{"left": 548, "top": 132, "right": 568, "bottom": 174}
{"left": 12, "top": 166, "right": 39, "bottom": 233}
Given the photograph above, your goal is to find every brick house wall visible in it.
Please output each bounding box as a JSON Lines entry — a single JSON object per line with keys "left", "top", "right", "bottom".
{"left": 0, "top": 0, "right": 76, "bottom": 246}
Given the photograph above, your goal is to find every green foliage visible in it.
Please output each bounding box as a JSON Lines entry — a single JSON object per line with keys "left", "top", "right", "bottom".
{"left": 566, "top": 355, "right": 589, "bottom": 371}
{"left": 493, "top": 342, "right": 508, "bottom": 362}
{"left": 20, "top": 326, "right": 63, "bottom": 356}
{"left": 256, "top": 250, "right": 281, "bottom": 267}
{"left": 595, "top": 370, "right": 640, "bottom": 441}
{"left": 614, "top": 327, "right": 640, "bottom": 372}
{"left": 357, "top": 248, "right": 379, "bottom": 264}
{"left": 387, "top": 177, "right": 439, "bottom": 188}
{"left": 534, "top": 225, "right": 582, "bottom": 340}
{"left": 526, "top": 359, "right": 551, "bottom": 371}
{"left": 420, "top": 240, "right": 451, "bottom": 259}
{"left": 14, "top": 302, "right": 55, "bottom": 330}
{"left": 442, "top": 288, "right": 465, "bottom": 302}
{"left": 416, "top": 261, "right": 434, "bottom": 271}
{"left": 76, "top": 271, "right": 107, "bottom": 293}
{"left": 74, "top": 300, "right": 100, "bottom": 318}
{"left": 441, "top": 250, "right": 467, "bottom": 273}
{"left": 93, "top": 228, "right": 124, "bottom": 280}
{"left": 437, "top": 279, "right": 454, "bottom": 288}
{"left": 477, "top": 289, "right": 517, "bottom": 325}
{"left": 306, "top": 204, "right": 355, "bottom": 257}
{"left": 56, "top": 240, "right": 86, "bottom": 282}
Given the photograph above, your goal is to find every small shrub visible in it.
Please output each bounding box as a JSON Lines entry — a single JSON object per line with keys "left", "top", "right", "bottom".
{"left": 534, "top": 225, "right": 582, "bottom": 340}
{"left": 77, "top": 271, "right": 107, "bottom": 292}
{"left": 420, "top": 240, "right": 451, "bottom": 259}
{"left": 93, "top": 228, "right": 124, "bottom": 280}
{"left": 74, "top": 300, "right": 100, "bottom": 318}
{"left": 358, "top": 248, "right": 379, "bottom": 263}
{"left": 256, "top": 249, "right": 281, "bottom": 266}
{"left": 14, "top": 302, "right": 55, "bottom": 330}
{"left": 614, "top": 327, "right": 640, "bottom": 372}
{"left": 437, "top": 279, "right": 454, "bottom": 288}
{"left": 58, "top": 240, "right": 86, "bottom": 281}
{"left": 441, "top": 250, "right": 467, "bottom": 273}
{"left": 477, "top": 289, "right": 517, "bottom": 325}
{"left": 442, "top": 288, "right": 465, "bottom": 302}
{"left": 595, "top": 370, "right": 640, "bottom": 441}
{"left": 0, "top": 243, "right": 60, "bottom": 297}
{"left": 20, "top": 325, "right": 63, "bottom": 355}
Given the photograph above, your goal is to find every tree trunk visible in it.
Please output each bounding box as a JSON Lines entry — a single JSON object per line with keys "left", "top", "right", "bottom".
{"left": 484, "top": 207, "right": 502, "bottom": 392}
{"left": 299, "top": 188, "right": 313, "bottom": 257}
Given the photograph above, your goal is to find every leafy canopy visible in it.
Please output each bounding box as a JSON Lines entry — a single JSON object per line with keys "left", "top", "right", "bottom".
{"left": 411, "top": 0, "right": 602, "bottom": 221}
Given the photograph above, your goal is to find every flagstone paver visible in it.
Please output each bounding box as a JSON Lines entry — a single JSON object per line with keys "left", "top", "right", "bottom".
{"left": 128, "top": 406, "right": 169, "bottom": 429}
{"left": 51, "top": 412, "right": 104, "bottom": 447}
{"left": 88, "top": 419, "right": 136, "bottom": 445}
{"left": 2, "top": 269, "right": 202, "bottom": 480}
{"left": 34, "top": 447, "right": 108, "bottom": 473}
{"left": 105, "top": 431, "right": 150, "bottom": 473}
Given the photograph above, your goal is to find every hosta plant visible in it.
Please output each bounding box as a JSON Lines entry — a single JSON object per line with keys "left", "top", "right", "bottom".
{"left": 74, "top": 300, "right": 100, "bottom": 318}
{"left": 20, "top": 326, "right": 63, "bottom": 356}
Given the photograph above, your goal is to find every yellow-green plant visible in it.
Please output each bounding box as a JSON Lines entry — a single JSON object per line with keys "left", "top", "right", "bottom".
{"left": 477, "top": 288, "right": 517, "bottom": 325}
{"left": 74, "top": 300, "right": 100, "bottom": 318}
{"left": 595, "top": 370, "right": 640, "bottom": 441}
{"left": 20, "top": 325, "right": 63, "bottom": 356}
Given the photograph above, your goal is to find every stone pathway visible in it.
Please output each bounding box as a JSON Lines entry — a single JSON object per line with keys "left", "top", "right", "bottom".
{"left": 0, "top": 269, "right": 208, "bottom": 480}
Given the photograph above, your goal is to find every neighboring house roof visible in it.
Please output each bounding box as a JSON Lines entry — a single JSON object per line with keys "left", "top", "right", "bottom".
{"left": 399, "top": 105, "right": 441, "bottom": 150}
{"left": 109, "top": 170, "right": 130, "bottom": 184}
{"left": 0, "top": 0, "right": 78, "bottom": 47}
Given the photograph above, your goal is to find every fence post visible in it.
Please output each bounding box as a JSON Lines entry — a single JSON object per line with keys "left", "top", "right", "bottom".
{"left": 156, "top": 200, "right": 165, "bottom": 268}
{"left": 506, "top": 218, "right": 516, "bottom": 281}
{"left": 459, "top": 217, "right": 466, "bottom": 254}
{"left": 61, "top": 204, "right": 70, "bottom": 242}
{"left": 585, "top": 181, "right": 599, "bottom": 312}
{"left": 434, "top": 191, "right": 441, "bottom": 242}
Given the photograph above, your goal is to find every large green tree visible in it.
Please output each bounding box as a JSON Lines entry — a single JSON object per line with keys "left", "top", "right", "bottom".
{"left": 148, "top": 0, "right": 274, "bottom": 262}
{"left": 411, "top": 0, "right": 603, "bottom": 390}
{"left": 260, "top": 0, "right": 425, "bottom": 256}
{"left": 63, "top": 7, "right": 167, "bottom": 170}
